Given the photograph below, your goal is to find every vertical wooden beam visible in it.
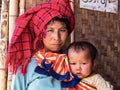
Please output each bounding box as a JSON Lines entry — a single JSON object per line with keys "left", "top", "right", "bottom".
{"left": 70, "top": 0, "right": 75, "bottom": 43}
{"left": 0, "top": 0, "right": 9, "bottom": 90}
{"left": 19, "top": 0, "right": 25, "bottom": 15}
{"left": 7, "top": 0, "right": 19, "bottom": 90}
{"left": 9, "top": 0, "right": 19, "bottom": 40}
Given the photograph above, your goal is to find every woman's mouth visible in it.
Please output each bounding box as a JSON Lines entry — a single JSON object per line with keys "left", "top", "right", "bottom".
{"left": 52, "top": 44, "right": 61, "bottom": 46}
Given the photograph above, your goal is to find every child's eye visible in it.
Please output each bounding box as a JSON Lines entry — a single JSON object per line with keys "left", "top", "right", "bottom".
{"left": 70, "top": 63, "right": 76, "bottom": 65}
{"left": 82, "top": 63, "right": 87, "bottom": 65}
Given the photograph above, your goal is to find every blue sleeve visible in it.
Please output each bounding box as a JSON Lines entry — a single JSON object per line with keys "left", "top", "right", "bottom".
{"left": 11, "top": 68, "right": 27, "bottom": 90}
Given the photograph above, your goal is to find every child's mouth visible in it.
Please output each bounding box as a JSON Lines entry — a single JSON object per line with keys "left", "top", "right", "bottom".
{"left": 76, "top": 73, "right": 82, "bottom": 76}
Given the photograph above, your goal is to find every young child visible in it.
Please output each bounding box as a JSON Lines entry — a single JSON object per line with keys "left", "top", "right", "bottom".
{"left": 67, "top": 41, "right": 113, "bottom": 90}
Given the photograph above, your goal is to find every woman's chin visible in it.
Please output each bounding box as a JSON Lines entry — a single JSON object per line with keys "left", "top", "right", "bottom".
{"left": 50, "top": 48, "right": 61, "bottom": 53}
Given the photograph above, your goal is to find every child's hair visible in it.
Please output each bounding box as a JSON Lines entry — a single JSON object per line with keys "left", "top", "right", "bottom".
{"left": 67, "top": 41, "right": 98, "bottom": 62}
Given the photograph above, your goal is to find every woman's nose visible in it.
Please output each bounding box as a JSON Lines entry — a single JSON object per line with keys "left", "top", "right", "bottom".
{"left": 53, "top": 31, "right": 60, "bottom": 40}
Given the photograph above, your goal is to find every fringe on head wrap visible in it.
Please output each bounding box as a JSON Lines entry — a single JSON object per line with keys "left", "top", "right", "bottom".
{"left": 5, "top": 0, "right": 75, "bottom": 75}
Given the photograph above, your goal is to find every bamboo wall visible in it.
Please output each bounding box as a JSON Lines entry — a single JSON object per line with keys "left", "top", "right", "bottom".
{"left": 75, "top": 0, "right": 120, "bottom": 90}
{"left": 0, "top": 0, "right": 9, "bottom": 90}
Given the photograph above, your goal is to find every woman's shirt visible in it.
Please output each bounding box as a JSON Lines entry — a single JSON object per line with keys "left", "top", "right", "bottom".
{"left": 11, "top": 57, "right": 65, "bottom": 90}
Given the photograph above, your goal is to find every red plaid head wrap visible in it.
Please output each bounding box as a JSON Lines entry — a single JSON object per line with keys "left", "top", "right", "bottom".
{"left": 5, "top": 0, "right": 75, "bottom": 74}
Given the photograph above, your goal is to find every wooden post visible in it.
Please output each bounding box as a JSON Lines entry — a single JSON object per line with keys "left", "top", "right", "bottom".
{"left": 70, "top": 0, "right": 75, "bottom": 43}
{"left": 19, "top": 0, "right": 25, "bottom": 15}
{"left": 9, "top": 0, "right": 19, "bottom": 40}
{"left": 0, "top": 0, "right": 9, "bottom": 90}
{"left": 7, "top": 0, "right": 19, "bottom": 90}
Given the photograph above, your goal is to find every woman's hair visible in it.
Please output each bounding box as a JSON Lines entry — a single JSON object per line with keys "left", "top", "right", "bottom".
{"left": 47, "top": 17, "right": 71, "bottom": 35}
{"left": 67, "top": 41, "right": 98, "bottom": 62}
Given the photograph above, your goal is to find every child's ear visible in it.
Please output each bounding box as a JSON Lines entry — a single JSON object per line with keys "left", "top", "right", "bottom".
{"left": 93, "top": 59, "right": 97, "bottom": 67}
{"left": 92, "top": 60, "right": 97, "bottom": 72}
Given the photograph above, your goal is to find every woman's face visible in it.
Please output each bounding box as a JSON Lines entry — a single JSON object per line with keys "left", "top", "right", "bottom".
{"left": 43, "top": 21, "right": 68, "bottom": 52}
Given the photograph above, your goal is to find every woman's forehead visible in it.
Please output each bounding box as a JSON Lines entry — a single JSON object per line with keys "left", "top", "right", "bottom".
{"left": 46, "top": 21, "right": 67, "bottom": 28}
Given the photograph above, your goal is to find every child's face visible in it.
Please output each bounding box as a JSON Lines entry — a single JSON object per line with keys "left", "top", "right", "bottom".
{"left": 68, "top": 49, "right": 94, "bottom": 79}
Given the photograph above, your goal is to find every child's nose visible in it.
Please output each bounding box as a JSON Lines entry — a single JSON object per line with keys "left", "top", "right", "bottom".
{"left": 76, "top": 64, "right": 81, "bottom": 70}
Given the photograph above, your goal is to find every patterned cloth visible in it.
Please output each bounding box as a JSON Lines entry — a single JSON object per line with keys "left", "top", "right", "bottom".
{"left": 34, "top": 49, "right": 69, "bottom": 75}
{"left": 66, "top": 82, "right": 97, "bottom": 90}
{"left": 67, "top": 74, "right": 113, "bottom": 90}
{"left": 5, "top": 0, "right": 75, "bottom": 74}
{"left": 34, "top": 49, "right": 81, "bottom": 88}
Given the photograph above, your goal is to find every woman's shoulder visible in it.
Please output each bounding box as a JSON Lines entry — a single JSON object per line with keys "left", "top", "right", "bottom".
{"left": 27, "top": 57, "right": 37, "bottom": 70}
{"left": 26, "top": 57, "right": 41, "bottom": 77}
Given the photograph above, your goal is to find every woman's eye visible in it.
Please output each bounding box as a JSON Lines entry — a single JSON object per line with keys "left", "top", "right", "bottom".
{"left": 60, "top": 29, "right": 67, "bottom": 32}
{"left": 46, "top": 29, "right": 53, "bottom": 32}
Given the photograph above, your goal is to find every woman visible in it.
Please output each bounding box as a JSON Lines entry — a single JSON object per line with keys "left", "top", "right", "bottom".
{"left": 5, "top": 0, "right": 80, "bottom": 90}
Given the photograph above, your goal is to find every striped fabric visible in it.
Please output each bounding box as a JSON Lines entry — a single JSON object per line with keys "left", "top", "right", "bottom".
{"left": 34, "top": 49, "right": 70, "bottom": 76}
{"left": 34, "top": 49, "right": 96, "bottom": 89}
{"left": 34, "top": 49, "right": 81, "bottom": 88}
{"left": 66, "top": 81, "right": 97, "bottom": 90}
{"left": 5, "top": 0, "right": 75, "bottom": 74}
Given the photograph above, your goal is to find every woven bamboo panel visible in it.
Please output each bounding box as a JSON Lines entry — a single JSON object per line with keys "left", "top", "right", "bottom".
{"left": 0, "top": 40, "right": 7, "bottom": 90}
{"left": 75, "top": 0, "right": 120, "bottom": 89}
{"left": 26, "top": 0, "right": 48, "bottom": 10}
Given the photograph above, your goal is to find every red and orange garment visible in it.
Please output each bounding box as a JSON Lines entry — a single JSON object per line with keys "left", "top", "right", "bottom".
{"left": 67, "top": 81, "right": 97, "bottom": 90}
{"left": 34, "top": 49, "right": 81, "bottom": 88}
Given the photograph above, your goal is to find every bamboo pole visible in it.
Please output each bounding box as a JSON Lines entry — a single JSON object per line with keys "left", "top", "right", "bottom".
{"left": 0, "top": 0, "right": 9, "bottom": 90}
{"left": 9, "top": 0, "right": 19, "bottom": 40}
{"left": 69, "top": 0, "right": 75, "bottom": 43}
{"left": 7, "top": 0, "right": 19, "bottom": 90}
{"left": 19, "top": 0, "right": 25, "bottom": 15}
